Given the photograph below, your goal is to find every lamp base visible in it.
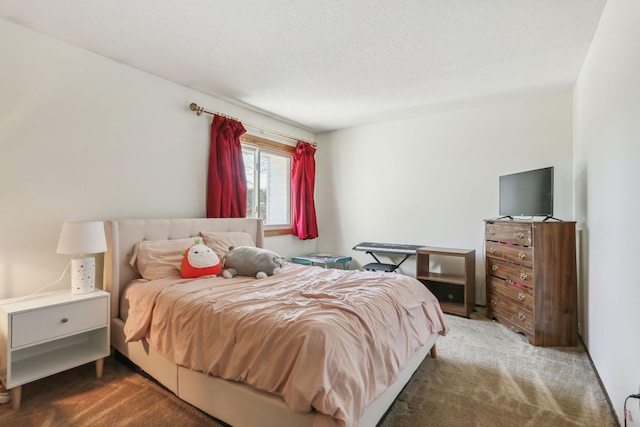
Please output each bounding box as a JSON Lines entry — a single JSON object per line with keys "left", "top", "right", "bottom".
{"left": 71, "top": 256, "right": 96, "bottom": 295}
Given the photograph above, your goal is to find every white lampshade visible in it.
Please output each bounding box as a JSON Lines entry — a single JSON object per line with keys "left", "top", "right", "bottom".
{"left": 57, "top": 221, "right": 107, "bottom": 255}
{"left": 57, "top": 221, "right": 107, "bottom": 295}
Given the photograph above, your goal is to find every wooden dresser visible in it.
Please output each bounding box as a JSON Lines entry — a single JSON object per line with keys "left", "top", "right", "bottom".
{"left": 484, "top": 219, "right": 577, "bottom": 346}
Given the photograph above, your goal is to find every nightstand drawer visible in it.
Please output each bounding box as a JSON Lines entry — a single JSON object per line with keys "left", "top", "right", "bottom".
{"left": 11, "top": 297, "right": 108, "bottom": 349}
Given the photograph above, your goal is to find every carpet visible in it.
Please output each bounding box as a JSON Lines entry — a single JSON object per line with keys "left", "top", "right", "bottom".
{"left": 381, "top": 309, "right": 618, "bottom": 427}
{"left": 0, "top": 309, "right": 617, "bottom": 427}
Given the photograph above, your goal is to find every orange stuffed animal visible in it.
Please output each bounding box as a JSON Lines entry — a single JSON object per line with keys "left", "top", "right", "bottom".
{"left": 178, "top": 240, "right": 222, "bottom": 278}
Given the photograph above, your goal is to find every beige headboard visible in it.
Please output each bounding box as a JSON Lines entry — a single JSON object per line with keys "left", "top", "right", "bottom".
{"left": 103, "top": 218, "right": 264, "bottom": 319}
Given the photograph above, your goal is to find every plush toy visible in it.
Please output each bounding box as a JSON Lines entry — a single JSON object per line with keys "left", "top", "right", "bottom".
{"left": 178, "top": 240, "right": 222, "bottom": 278}
{"left": 222, "top": 246, "right": 284, "bottom": 279}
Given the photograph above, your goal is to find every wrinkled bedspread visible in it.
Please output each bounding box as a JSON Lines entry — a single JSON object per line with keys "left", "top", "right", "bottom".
{"left": 123, "top": 262, "right": 448, "bottom": 427}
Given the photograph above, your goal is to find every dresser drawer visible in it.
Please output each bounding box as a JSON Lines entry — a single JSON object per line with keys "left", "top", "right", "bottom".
{"left": 493, "top": 312, "right": 534, "bottom": 340}
{"left": 11, "top": 296, "right": 108, "bottom": 348}
{"left": 488, "top": 277, "right": 534, "bottom": 311}
{"left": 489, "top": 293, "right": 534, "bottom": 332}
{"left": 487, "top": 258, "right": 534, "bottom": 289}
{"left": 485, "top": 222, "right": 532, "bottom": 246}
{"left": 486, "top": 242, "right": 533, "bottom": 268}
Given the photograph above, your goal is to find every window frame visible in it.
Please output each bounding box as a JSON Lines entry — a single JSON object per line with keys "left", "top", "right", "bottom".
{"left": 241, "top": 134, "right": 295, "bottom": 237}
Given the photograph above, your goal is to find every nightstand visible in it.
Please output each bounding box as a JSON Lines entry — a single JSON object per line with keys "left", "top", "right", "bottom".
{"left": 0, "top": 289, "right": 110, "bottom": 409}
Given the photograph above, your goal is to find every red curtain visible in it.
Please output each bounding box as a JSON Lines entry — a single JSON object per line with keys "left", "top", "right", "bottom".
{"left": 206, "top": 115, "right": 247, "bottom": 218}
{"left": 291, "top": 141, "right": 319, "bottom": 239}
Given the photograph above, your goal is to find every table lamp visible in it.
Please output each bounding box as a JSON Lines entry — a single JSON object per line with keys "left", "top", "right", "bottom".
{"left": 56, "top": 221, "right": 107, "bottom": 295}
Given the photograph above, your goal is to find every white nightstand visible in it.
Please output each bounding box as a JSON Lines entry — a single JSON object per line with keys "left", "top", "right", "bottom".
{"left": 0, "top": 289, "right": 110, "bottom": 409}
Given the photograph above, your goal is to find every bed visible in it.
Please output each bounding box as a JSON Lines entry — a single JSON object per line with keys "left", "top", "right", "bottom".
{"left": 103, "top": 218, "right": 447, "bottom": 427}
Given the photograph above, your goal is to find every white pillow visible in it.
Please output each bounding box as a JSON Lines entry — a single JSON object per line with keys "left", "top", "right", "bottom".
{"left": 130, "top": 237, "right": 198, "bottom": 280}
{"left": 200, "top": 231, "right": 256, "bottom": 260}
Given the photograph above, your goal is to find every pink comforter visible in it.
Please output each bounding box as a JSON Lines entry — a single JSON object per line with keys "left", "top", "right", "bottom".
{"left": 123, "top": 263, "right": 447, "bottom": 427}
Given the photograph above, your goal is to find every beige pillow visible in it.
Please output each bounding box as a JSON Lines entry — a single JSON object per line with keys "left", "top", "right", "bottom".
{"left": 130, "top": 237, "right": 198, "bottom": 280}
{"left": 200, "top": 231, "right": 256, "bottom": 260}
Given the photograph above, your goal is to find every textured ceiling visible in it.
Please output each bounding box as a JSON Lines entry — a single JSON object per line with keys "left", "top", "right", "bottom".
{"left": 0, "top": 1, "right": 607, "bottom": 132}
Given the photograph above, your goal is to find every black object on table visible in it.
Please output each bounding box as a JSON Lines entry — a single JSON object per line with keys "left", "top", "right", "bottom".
{"left": 352, "top": 242, "right": 424, "bottom": 272}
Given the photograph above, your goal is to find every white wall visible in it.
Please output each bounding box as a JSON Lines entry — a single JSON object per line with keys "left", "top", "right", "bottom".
{"left": 574, "top": 0, "right": 640, "bottom": 423}
{"left": 316, "top": 91, "right": 574, "bottom": 304}
{"left": 0, "top": 19, "right": 315, "bottom": 298}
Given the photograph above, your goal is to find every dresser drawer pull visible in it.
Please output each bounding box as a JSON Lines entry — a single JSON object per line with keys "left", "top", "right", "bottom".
{"left": 518, "top": 292, "right": 526, "bottom": 301}
{"left": 489, "top": 247, "right": 496, "bottom": 254}
{"left": 489, "top": 227, "right": 495, "bottom": 235}
{"left": 490, "top": 299, "right": 497, "bottom": 307}
{"left": 518, "top": 313, "right": 526, "bottom": 321}
{"left": 491, "top": 282, "right": 497, "bottom": 290}
{"left": 515, "top": 232, "right": 525, "bottom": 239}
{"left": 518, "top": 252, "right": 526, "bottom": 260}
{"left": 491, "top": 265, "right": 498, "bottom": 271}
{"left": 520, "top": 272, "right": 528, "bottom": 280}
{"left": 61, "top": 318, "right": 69, "bottom": 323}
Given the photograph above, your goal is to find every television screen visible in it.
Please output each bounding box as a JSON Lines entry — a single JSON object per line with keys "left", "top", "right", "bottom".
{"left": 499, "top": 167, "right": 554, "bottom": 217}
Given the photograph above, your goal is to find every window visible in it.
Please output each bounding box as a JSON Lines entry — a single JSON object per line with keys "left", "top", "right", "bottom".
{"left": 241, "top": 135, "right": 295, "bottom": 235}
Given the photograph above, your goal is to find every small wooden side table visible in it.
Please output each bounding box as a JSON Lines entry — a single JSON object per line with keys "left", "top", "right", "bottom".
{"left": 416, "top": 247, "right": 475, "bottom": 317}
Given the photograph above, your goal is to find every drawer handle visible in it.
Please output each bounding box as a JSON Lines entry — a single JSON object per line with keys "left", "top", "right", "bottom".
{"left": 515, "top": 232, "right": 524, "bottom": 239}
{"left": 491, "top": 282, "right": 497, "bottom": 290}
{"left": 518, "top": 313, "right": 526, "bottom": 321}
{"left": 491, "top": 265, "right": 498, "bottom": 271}
{"left": 489, "top": 247, "right": 496, "bottom": 254}
{"left": 520, "top": 272, "right": 528, "bottom": 280}
{"left": 489, "top": 228, "right": 495, "bottom": 235}
{"left": 490, "top": 299, "right": 497, "bottom": 307}
{"left": 518, "top": 292, "right": 526, "bottom": 301}
{"left": 518, "top": 252, "right": 526, "bottom": 260}
{"left": 61, "top": 318, "right": 69, "bottom": 323}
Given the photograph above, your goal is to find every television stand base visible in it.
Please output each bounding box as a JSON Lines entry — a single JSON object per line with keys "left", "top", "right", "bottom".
{"left": 542, "top": 216, "right": 563, "bottom": 222}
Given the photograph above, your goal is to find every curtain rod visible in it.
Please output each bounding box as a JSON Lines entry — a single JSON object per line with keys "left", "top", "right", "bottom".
{"left": 189, "top": 103, "right": 317, "bottom": 147}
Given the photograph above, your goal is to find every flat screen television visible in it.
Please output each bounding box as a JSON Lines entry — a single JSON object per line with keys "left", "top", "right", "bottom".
{"left": 499, "top": 167, "right": 554, "bottom": 218}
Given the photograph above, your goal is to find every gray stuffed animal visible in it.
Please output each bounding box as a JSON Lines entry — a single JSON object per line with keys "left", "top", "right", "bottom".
{"left": 222, "top": 246, "right": 285, "bottom": 279}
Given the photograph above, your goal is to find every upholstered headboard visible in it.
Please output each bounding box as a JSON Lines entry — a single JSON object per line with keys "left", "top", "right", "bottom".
{"left": 103, "top": 218, "right": 264, "bottom": 319}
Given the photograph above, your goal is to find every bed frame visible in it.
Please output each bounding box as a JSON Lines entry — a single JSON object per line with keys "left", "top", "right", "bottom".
{"left": 103, "top": 218, "right": 438, "bottom": 427}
